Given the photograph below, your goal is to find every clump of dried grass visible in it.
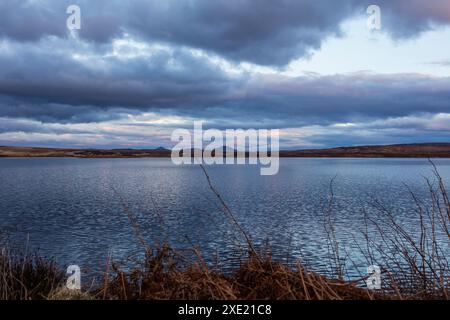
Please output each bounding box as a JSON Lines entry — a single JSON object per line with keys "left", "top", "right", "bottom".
{"left": 99, "top": 245, "right": 380, "bottom": 300}
{"left": 0, "top": 247, "right": 63, "bottom": 300}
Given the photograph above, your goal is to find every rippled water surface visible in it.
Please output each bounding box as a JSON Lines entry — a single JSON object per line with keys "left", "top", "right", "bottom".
{"left": 1, "top": 158, "right": 450, "bottom": 278}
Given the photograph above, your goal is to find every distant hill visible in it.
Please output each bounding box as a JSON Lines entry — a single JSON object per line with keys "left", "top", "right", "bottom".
{"left": 0, "top": 146, "right": 171, "bottom": 158}
{"left": 281, "top": 143, "right": 450, "bottom": 158}
{"left": 1, "top": 143, "right": 450, "bottom": 158}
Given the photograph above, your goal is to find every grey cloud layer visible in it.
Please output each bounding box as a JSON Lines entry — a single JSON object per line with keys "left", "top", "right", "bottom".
{"left": 1, "top": 34, "right": 449, "bottom": 128}
{"left": 1, "top": 1, "right": 450, "bottom": 66}
{"left": 0, "top": 36, "right": 244, "bottom": 122}
{"left": 377, "top": 0, "right": 450, "bottom": 38}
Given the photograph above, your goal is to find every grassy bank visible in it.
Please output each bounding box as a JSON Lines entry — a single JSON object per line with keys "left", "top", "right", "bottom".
{"left": 0, "top": 242, "right": 447, "bottom": 300}
{"left": 0, "top": 245, "right": 391, "bottom": 300}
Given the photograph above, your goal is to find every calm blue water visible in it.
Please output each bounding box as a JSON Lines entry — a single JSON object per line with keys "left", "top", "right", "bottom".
{"left": 0, "top": 158, "right": 449, "bottom": 279}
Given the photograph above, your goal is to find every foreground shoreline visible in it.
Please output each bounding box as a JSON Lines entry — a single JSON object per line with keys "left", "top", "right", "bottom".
{"left": 0, "top": 242, "right": 448, "bottom": 300}
{"left": 0, "top": 245, "right": 388, "bottom": 300}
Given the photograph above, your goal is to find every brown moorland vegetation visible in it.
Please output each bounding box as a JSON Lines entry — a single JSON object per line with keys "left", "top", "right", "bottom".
{"left": 2, "top": 143, "right": 450, "bottom": 158}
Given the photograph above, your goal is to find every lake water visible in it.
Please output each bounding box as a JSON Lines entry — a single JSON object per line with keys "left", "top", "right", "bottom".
{"left": 1, "top": 158, "right": 449, "bottom": 279}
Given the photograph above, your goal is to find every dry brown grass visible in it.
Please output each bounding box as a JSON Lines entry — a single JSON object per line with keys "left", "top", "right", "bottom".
{"left": 0, "top": 247, "right": 63, "bottom": 300}
{"left": 97, "top": 246, "right": 381, "bottom": 300}
{"left": 0, "top": 241, "right": 446, "bottom": 300}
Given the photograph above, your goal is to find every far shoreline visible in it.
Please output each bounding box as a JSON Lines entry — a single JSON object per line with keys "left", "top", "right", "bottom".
{"left": 2, "top": 142, "right": 450, "bottom": 158}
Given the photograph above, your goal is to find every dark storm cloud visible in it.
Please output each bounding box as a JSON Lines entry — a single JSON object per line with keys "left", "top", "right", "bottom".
{"left": 1, "top": 34, "right": 450, "bottom": 128}
{"left": 0, "top": 0, "right": 66, "bottom": 41}
{"left": 1, "top": 0, "right": 354, "bottom": 66}
{"left": 0, "top": 96, "right": 130, "bottom": 123}
{"left": 240, "top": 73, "right": 450, "bottom": 125}
{"left": 376, "top": 0, "right": 450, "bottom": 39}
{"left": 1, "top": 1, "right": 450, "bottom": 66}
{"left": 0, "top": 0, "right": 121, "bottom": 42}
{"left": 125, "top": 0, "right": 357, "bottom": 66}
{"left": 0, "top": 37, "right": 245, "bottom": 122}
{"left": 168, "top": 73, "right": 450, "bottom": 130}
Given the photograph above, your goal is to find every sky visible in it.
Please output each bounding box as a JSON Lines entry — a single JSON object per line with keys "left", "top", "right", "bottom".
{"left": 1, "top": 0, "right": 450, "bottom": 149}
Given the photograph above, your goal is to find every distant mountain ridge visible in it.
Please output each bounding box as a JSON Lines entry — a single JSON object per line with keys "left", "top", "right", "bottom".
{"left": 1, "top": 143, "right": 450, "bottom": 158}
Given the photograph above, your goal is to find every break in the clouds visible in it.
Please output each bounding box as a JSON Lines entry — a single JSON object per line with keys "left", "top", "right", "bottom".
{"left": 0, "top": 0, "right": 450, "bottom": 148}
